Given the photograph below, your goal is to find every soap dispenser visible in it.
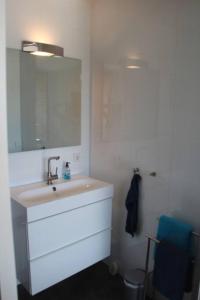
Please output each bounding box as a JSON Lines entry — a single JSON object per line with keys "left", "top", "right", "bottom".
{"left": 63, "top": 162, "right": 71, "bottom": 180}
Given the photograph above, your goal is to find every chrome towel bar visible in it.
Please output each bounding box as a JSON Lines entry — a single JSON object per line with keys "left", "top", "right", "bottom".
{"left": 143, "top": 231, "right": 200, "bottom": 300}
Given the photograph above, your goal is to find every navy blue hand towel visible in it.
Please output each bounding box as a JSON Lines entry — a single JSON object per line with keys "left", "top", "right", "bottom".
{"left": 125, "top": 173, "right": 142, "bottom": 237}
{"left": 153, "top": 240, "right": 189, "bottom": 300}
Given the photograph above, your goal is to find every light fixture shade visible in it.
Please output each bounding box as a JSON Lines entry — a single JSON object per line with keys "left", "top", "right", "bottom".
{"left": 125, "top": 58, "right": 146, "bottom": 69}
{"left": 22, "top": 41, "right": 64, "bottom": 57}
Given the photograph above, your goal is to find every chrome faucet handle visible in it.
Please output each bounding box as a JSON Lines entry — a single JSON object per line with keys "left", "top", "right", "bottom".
{"left": 47, "top": 156, "right": 60, "bottom": 185}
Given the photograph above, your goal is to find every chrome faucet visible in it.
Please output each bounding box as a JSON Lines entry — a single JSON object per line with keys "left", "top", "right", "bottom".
{"left": 47, "top": 156, "right": 60, "bottom": 185}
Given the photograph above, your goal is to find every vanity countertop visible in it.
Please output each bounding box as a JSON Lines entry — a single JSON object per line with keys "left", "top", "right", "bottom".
{"left": 11, "top": 175, "right": 113, "bottom": 209}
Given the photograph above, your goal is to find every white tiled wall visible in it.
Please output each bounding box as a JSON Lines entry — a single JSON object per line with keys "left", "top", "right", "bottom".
{"left": 8, "top": 146, "right": 83, "bottom": 187}
{"left": 6, "top": 0, "right": 91, "bottom": 186}
{"left": 91, "top": 1, "right": 200, "bottom": 298}
{"left": 91, "top": 0, "right": 176, "bottom": 271}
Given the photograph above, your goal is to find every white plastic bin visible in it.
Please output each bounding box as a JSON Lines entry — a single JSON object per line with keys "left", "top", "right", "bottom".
{"left": 124, "top": 269, "right": 145, "bottom": 300}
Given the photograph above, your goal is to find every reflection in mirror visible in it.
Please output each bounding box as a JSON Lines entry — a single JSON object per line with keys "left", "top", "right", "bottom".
{"left": 7, "top": 48, "right": 81, "bottom": 153}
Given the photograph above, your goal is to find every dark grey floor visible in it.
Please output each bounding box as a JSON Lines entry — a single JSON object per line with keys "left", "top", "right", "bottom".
{"left": 18, "top": 262, "right": 125, "bottom": 300}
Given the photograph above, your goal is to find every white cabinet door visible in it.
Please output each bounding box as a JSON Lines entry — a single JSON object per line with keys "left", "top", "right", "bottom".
{"left": 28, "top": 198, "right": 112, "bottom": 260}
{"left": 30, "top": 229, "right": 111, "bottom": 295}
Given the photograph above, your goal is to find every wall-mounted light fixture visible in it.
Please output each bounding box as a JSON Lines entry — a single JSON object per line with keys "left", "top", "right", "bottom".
{"left": 125, "top": 58, "right": 145, "bottom": 69}
{"left": 126, "top": 64, "right": 141, "bottom": 69}
{"left": 22, "top": 41, "right": 64, "bottom": 57}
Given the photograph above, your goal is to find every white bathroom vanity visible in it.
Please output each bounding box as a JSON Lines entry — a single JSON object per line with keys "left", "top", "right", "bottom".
{"left": 11, "top": 176, "right": 113, "bottom": 295}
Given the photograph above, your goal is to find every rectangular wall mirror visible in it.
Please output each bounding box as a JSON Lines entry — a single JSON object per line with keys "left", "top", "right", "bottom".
{"left": 7, "top": 48, "right": 81, "bottom": 153}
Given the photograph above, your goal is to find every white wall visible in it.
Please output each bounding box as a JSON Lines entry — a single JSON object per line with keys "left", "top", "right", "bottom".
{"left": 0, "top": 0, "right": 18, "bottom": 298}
{"left": 6, "top": 0, "right": 91, "bottom": 186}
{"left": 91, "top": 0, "right": 200, "bottom": 298}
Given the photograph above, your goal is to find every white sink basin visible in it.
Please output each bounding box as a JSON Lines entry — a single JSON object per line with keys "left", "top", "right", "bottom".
{"left": 13, "top": 177, "right": 103, "bottom": 205}
{"left": 11, "top": 175, "right": 114, "bottom": 222}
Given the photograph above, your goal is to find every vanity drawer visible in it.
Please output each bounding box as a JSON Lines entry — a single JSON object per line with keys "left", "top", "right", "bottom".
{"left": 27, "top": 198, "right": 112, "bottom": 260}
{"left": 29, "top": 229, "right": 111, "bottom": 295}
